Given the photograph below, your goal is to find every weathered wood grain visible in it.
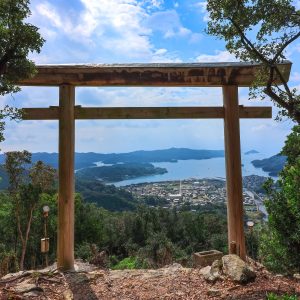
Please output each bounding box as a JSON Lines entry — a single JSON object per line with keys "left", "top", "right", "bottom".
{"left": 17, "top": 62, "right": 291, "bottom": 87}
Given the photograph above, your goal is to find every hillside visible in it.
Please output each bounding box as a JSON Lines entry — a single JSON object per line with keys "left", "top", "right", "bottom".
{"left": 75, "top": 179, "right": 138, "bottom": 211}
{"left": 252, "top": 154, "right": 287, "bottom": 176}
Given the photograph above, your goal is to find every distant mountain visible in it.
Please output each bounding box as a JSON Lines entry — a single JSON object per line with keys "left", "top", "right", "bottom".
{"left": 244, "top": 150, "right": 259, "bottom": 155}
{"left": 0, "top": 148, "right": 225, "bottom": 170}
{"left": 252, "top": 154, "right": 287, "bottom": 176}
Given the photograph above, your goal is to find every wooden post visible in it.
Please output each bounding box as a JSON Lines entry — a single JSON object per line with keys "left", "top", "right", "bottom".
{"left": 223, "top": 85, "right": 246, "bottom": 260}
{"left": 57, "top": 85, "right": 75, "bottom": 271}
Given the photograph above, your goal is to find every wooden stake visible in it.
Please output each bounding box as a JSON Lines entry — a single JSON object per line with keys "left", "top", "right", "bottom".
{"left": 57, "top": 85, "right": 75, "bottom": 271}
{"left": 223, "top": 85, "right": 246, "bottom": 260}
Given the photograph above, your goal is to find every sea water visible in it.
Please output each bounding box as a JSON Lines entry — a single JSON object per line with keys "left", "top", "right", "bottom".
{"left": 110, "top": 152, "right": 276, "bottom": 187}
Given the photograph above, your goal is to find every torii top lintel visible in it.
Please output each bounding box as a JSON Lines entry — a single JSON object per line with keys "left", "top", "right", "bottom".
{"left": 18, "top": 61, "right": 292, "bottom": 87}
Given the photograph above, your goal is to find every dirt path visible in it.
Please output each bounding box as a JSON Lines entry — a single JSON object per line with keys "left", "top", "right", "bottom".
{"left": 1, "top": 263, "right": 300, "bottom": 299}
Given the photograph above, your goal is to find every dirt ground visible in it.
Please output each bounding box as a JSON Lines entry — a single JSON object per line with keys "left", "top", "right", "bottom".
{"left": 1, "top": 261, "right": 300, "bottom": 300}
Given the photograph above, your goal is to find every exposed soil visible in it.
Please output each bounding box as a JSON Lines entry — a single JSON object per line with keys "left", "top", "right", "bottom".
{"left": 0, "top": 260, "right": 300, "bottom": 300}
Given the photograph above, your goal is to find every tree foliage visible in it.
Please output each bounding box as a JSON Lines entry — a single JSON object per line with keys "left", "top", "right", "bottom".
{"left": 259, "top": 126, "right": 300, "bottom": 274}
{"left": 4, "top": 151, "right": 56, "bottom": 270}
{"left": 0, "top": 0, "right": 44, "bottom": 95}
{"left": 206, "top": 0, "right": 300, "bottom": 123}
{"left": 0, "top": 0, "right": 44, "bottom": 143}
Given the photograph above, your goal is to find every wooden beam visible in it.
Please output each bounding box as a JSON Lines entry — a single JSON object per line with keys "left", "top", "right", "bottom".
{"left": 223, "top": 85, "right": 246, "bottom": 260}
{"left": 57, "top": 85, "right": 75, "bottom": 271}
{"left": 17, "top": 61, "right": 291, "bottom": 87}
{"left": 76, "top": 107, "right": 224, "bottom": 119}
{"left": 22, "top": 107, "right": 59, "bottom": 120}
{"left": 22, "top": 106, "right": 272, "bottom": 120}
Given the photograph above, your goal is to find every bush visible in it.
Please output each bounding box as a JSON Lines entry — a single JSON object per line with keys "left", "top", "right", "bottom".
{"left": 111, "top": 257, "right": 139, "bottom": 270}
{"left": 75, "top": 242, "right": 94, "bottom": 262}
{"left": 259, "top": 126, "right": 300, "bottom": 274}
{"left": 266, "top": 293, "right": 298, "bottom": 300}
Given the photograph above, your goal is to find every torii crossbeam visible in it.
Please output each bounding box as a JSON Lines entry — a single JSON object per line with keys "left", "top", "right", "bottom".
{"left": 17, "top": 61, "right": 291, "bottom": 271}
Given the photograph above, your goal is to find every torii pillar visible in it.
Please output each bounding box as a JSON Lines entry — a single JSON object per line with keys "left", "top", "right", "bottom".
{"left": 57, "top": 85, "right": 75, "bottom": 270}
{"left": 223, "top": 85, "right": 245, "bottom": 259}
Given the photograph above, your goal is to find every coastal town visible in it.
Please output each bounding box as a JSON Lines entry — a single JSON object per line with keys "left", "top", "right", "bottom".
{"left": 122, "top": 175, "right": 267, "bottom": 216}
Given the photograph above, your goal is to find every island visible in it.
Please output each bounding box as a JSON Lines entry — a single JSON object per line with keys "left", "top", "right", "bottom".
{"left": 244, "top": 150, "right": 259, "bottom": 155}
{"left": 251, "top": 154, "right": 287, "bottom": 176}
{"left": 76, "top": 163, "right": 168, "bottom": 182}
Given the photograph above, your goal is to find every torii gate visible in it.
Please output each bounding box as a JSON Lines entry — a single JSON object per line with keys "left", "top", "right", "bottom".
{"left": 18, "top": 62, "right": 291, "bottom": 271}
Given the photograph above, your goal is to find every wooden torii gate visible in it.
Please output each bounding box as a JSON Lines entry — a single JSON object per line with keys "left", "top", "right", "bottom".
{"left": 18, "top": 62, "right": 291, "bottom": 271}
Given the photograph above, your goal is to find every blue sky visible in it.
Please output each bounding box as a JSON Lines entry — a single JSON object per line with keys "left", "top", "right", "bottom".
{"left": 1, "top": 0, "right": 300, "bottom": 155}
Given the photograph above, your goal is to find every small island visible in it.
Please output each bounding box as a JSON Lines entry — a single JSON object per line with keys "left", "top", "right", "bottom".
{"left": 244, "top": 150, "right": 259, "bottom": 155}
{"left": 76, "top": 163, "right": 168, "bottom": 182}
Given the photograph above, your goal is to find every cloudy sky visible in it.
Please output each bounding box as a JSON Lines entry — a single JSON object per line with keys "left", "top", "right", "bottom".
{"left": 1, "top": 0, "right": 300, "bottom": 155}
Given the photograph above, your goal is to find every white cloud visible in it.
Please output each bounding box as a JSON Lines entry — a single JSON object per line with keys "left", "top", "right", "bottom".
{"left": 32, "top": 0, "right": 153, "bottom": 59}
{"left": 196, "top": 50, "right": 237, "bottom": 62}
{"left": 195, "top": 1, "right": 210, "bottom": 22}
{"left": 146, "top": 10, "right": 201, "bottom": 42}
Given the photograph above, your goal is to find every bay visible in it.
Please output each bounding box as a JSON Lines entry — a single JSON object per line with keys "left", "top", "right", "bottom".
{"left": 111, "top": 152, "right": 277, "bottom": 187}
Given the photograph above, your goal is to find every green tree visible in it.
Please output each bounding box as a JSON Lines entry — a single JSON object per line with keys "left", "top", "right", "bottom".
{"left": 206, "top": 0, "right": 300, "bottom": 123}
{"left": 4, "top": 151, "right": 55, "bottom": 270}
{"left": 259, "top": 126, "right": 300, "bottom": 274}
{"left": 0, "top": 0, "right": 44, "bottom": 142}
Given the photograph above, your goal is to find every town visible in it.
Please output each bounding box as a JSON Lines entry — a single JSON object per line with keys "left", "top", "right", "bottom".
{"left": 122, "top": 176, "right": 267, "bottom": 216}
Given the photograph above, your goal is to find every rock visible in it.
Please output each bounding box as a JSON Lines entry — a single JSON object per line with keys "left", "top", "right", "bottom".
{"left": 207, "top": 288, "right": 221, "bottom": 297}
{"left": 63, "top": 289, "right": 74, "bottom": 300}
{"left": 13, "top": 282, "right": 38, "bottom": 293}
{"left": 200, "top": 266, "right": 211, "bottom": 276}
{"left": 200, "top": 260, "right": 222, "bottom": 283}
{"left": 294, "top": 273, "right": 300, "bottom": 280}
{"left": 23, "top": 290, "right": 43, "bottom": 297}
{"left": 90, "top": 250, "right": 109, "bottom": 268}
{"left": 211, "top": 259, "right": 222, "bottom": 276}
{"left": 87, "top": 271, "right": 105, "bottom": 281}
{"left": 222, "top": 254, "right": 256, "bottom": 283}
{"left": 165, "top": 263, "right": 182, "bottom": 270}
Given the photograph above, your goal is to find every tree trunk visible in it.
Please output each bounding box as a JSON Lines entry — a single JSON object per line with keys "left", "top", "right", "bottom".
{"left": 19, "top": 207, "right": 34, "bottom": 271}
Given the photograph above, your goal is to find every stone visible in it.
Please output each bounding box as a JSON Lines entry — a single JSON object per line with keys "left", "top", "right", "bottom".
{"left": 200, "top": 266, "right": 211, "bottom": 276}
{"left": 13, "top": 282, "right": 37, "bottom": 293}
{"left": 294, "top": 273, "right": 300, "bottom": 280}
{"left": 200, "top": 260, "right": 222, "bottom": 283}
{"left": 23, "top": 290, "right": 43, "bottom": 297}
{"left": 63, "top": 289, "right": 74, "bottom": 300}
{"left": 90, "top": 248, "right": 109, "bottom": 269}
{"left": 193, "top": 250, "right": 223, "bottom": 268}
{"left": 207, "top": 288, "right": 221, "bottom": 297}
{"left": 222, "top": 254, "right": 256, "bottom": 284}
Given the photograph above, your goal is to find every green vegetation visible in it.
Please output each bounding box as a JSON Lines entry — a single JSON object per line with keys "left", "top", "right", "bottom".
{"left": 3, "top": 151, "right": 56, "bottom": 271}
{"left": 111, "top": 257, "right": 141, "bottom": 270}
{"left": 259, "top": 126, "right": 300, "bottom": 274}
{"left": 0, "top": 0, "right": 44, "bottom": 142}
{"left": 252, "top": 155, "right": 287, "bottom": 176}
{"left": 76, "top": 163, "right": 167, "bottom": 182}
{"left": 206, "top": 0, "right": 300, "bottom": 124}
{"left": 75, "top": 179, "right": 138, "bottom": 211}
{"left": 266, "top": 293, "right": 298, "bottom": 300}
{"left": 0, "top": 187, "right": 229, "bottom": 274}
